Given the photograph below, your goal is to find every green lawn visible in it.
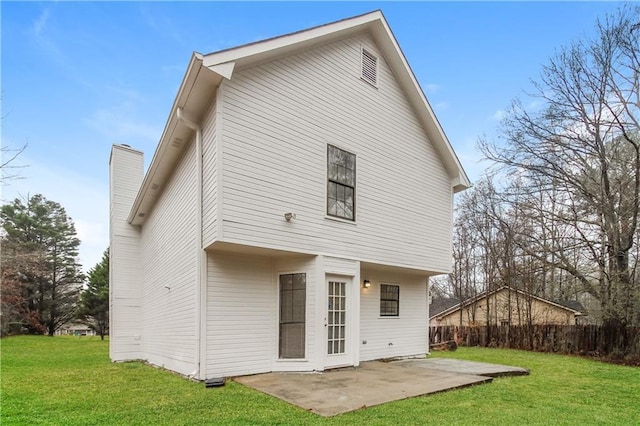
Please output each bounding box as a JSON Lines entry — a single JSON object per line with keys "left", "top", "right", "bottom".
{"left": 1, "top": 336, "right": 638, "bottom": 425}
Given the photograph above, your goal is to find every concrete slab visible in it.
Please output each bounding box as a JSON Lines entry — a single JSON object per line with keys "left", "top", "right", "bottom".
{"left": 396, "top": 358, "right": 530, "bottom": 378}
{"left": 235, "top": 360, "right": 494, "bottom": 417}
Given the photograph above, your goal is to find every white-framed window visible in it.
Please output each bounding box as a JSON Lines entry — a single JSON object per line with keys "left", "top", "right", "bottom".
{"left": 327, "top": 144, "right": 356, "bottom": 221}
{"left": 380, "top": 284, "right": 399, "bottom": 316}
{"left": 361, "top": 47, "right": 378, "bottom": 86}
{"left": 279, "top": 273, "right": 306, "bottom": 359}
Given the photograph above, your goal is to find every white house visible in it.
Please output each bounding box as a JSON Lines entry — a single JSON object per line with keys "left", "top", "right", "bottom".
{"left": 109, "top": 10, "right": 470, "bottom": 380}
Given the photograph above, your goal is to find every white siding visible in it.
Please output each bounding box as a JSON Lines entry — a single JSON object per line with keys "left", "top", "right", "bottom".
{"left": 359, "top": 268, "right": 428, "bottom": 361}
{"left": 140, "top": 139, "right": 198, "bottom": 376}
{"left": 109, "top": 145, "right": 143, "bottom": 361}
{"left": 219, "top": 32, "right": 453, "bottom": 272}
{"left": 206, "top": 252, "right": 275, "bottom": 378}
{"left": 202, "top": 98, "right": 218, "bottom": 247}
{"left": 323, "top": 256, "right": 359, "bottom": 277}
{"left": 205, "top": 252, "right": 320, "bottom": 377}
{"left": 273, "top": 256, "right": 317, "bottom": 372}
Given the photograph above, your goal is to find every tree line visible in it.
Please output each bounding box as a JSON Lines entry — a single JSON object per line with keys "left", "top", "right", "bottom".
{"left": 1, "top": 194, "right": 109, "bottom": 338}
{"left": 437, "top": 6, "right": 640, "bottom": 328}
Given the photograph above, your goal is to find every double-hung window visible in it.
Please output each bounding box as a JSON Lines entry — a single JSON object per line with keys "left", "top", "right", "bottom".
{"left": 327, "top": 145, "right": 356, "bottom": 221}
{"left": 380, "top": 284, "right": 399, "bottom": 316}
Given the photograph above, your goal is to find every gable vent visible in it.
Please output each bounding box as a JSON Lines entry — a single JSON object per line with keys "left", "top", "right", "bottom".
{"left": 361, "top": 48, "right": 378, "bottom": 86}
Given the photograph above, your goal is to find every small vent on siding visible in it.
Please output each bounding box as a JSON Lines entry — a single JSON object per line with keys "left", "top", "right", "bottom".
{"left": 361, "top": 48, "right": 378, "bottom": 86}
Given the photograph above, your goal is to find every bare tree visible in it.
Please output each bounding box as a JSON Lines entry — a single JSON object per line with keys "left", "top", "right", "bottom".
{"left": 480, "top": 6, "right": 640, "bottom": 326}
{"left": 1, "top": 143, "right": 27, "bottom": 182}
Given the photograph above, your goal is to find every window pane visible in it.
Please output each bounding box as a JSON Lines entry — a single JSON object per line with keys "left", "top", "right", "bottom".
{"left": 328, "top": 182, "right": 337, "bottom": 199}
{"left": 344, "top": 187, "right": 354, "bottom": 219}
{"left": 327, "top": 145, "right": 355, "bottom": 220}
{"left": 281, "top": 274, "right": 293, "bottom": 291}
{"left": 280, "top": 274, "right": 306, "bottom": 358}
{"left": 329, "top": 164, "right": 338, "bottom": 181}
{"left": 380, "top": 284, "right": 399, "bottom": 316}
{"left": 328, "top": 200, "right": 338, "bottom": 216}
{"left": 346, "top": 152, "right": 355, "bottom": 170}
{"left": 294, "top": 273, "right": 306, "bottom": 290}
{"left": 292, "top": 289, "right": 305, "bottom": 321}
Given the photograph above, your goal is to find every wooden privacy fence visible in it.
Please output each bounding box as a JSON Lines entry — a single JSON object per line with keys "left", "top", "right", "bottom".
{"left": 430, "top": 324, "right": 640, "bottom": 356}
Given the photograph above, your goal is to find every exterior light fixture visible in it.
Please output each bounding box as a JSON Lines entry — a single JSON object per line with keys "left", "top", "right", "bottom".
{"left": 363, "top": 280, "right": 371, "bottom": 289}
{"left": 284, "top": 212, "right": 296, "bottom": 222}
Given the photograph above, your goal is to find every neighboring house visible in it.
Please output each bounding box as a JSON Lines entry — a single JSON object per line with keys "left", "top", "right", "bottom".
{"left": 56, "top": 322, "right": 96, "bottom": 336}
{"left": 429, "top": 287, "right": 584, "bottom": 327}
{"left": 109, "top": 10, "right": 470, "bottom": 380}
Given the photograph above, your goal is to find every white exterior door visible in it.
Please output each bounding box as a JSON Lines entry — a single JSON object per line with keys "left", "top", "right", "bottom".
{"left": 325, "top": 276, "right": 353, "bottom": 368}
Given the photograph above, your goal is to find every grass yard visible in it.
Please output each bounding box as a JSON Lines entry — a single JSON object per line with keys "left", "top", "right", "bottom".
{"left": 1, "top": 336, "right": 639, "bottom": 425}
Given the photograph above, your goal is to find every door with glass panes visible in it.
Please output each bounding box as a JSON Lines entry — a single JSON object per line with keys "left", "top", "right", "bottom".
{"left": 325, "top": 276, "right": 352, "bottom": 368}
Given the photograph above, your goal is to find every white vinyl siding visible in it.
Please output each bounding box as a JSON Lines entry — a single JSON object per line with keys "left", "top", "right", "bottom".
{"left": 205, "top": 252, "right": 318, "bottom": 378}
{"left": 109, "top": 146, "right": 144, "bottom": 361}
{"left": 359, "top": 269, "right": 428, "bottom": 361}
{"left": 202, "top": 98, "right": 218, "bottom": 247}
{"left": 206, "top": 252, "right": 275, "bottom": 378}
{"left": 273, "top": 256, "right": 317, "bottom": 371}
{"left": 219, "top": 32, "right": 453, "bottom": 272}
{"left": 140, "top": 139, "right": 198, "bottom": 376}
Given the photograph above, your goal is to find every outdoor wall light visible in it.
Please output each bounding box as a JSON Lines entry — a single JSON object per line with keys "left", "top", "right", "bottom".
{"left": 284, "top": 212, "right": 296, "bottom": 222}
{"left": 363, "top": 280, "right": 371, "bottom": 289}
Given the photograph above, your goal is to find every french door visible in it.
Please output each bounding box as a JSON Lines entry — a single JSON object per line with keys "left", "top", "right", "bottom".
{"left": 325, "top": 276, "right": 352, "bottom": 368}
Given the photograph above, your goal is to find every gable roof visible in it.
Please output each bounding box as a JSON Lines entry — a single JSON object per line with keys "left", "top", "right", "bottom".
{"left": 429, "top": 286, "right": 584, "bottom": 320}
{"left": 128, "top": 10, "right": 471, "bottom": 225}
{"left": 429, "top": 297, "right": 461, "bottom": 317}
{"left": 556, "top": 300, "right": 585, "bottom": 312}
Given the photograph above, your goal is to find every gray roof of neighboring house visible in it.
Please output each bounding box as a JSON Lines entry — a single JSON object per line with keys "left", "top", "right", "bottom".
{"left": 430, "top": 297, "right": 461, "bottom": 317}
{"left": 429, "top": 287, "right": 585, "bottom": 320}
{"left": 556, "top": 300, "right": 585, "bottom": 313}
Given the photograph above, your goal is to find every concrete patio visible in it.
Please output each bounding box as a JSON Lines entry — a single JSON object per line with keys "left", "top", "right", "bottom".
{"left": 234, "top": 358, "right": 529, "bottom": 416}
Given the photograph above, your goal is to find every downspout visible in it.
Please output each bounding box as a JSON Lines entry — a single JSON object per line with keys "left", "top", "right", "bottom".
{"left": 177, "top": 107, "right": 206, "bottom": 380}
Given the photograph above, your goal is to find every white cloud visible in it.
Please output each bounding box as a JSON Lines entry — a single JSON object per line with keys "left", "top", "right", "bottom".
{"left": 32, "top": 7, "right": 50, "bottom": 36}
{"left": 85, "top": 102, "right": 161, "bottom": 145}
{"left": 527, "top": 100, "right": 543, "bottom": 111}
{"left": 492, "top": 109, "right": 506, "bottom": 121}
{"left": 424, "top": 83, "right": 440, "bottom": 94}
{"left": 138, "top": 4, "right": 186, "bottom": 47}
{"left": 1, "top": 156, "right": 109, "bottom": 273}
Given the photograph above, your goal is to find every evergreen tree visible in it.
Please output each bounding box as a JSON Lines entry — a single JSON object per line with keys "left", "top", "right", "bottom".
{"left": 78, "top": 249, "right": 109, "bottom": 339}
{"left": 0, "top": 194, "right": 83, "bottom": 335}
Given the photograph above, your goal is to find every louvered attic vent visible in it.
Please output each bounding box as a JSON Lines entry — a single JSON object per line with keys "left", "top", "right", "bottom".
{"left": 361, "top": 48, "right": 378, "bottom": 86}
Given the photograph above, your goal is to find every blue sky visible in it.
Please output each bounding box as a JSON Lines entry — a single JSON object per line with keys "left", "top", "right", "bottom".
{"left": 1, "top": 1, "right": 623, "bottom": 271}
